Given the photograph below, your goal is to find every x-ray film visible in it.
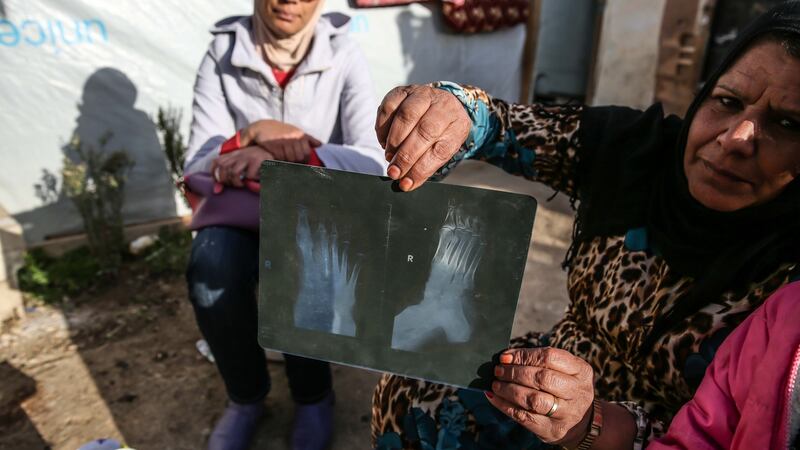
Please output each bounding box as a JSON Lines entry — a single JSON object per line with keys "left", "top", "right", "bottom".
{"left": 258, "top": 162, "right": 536, "bottom": 390}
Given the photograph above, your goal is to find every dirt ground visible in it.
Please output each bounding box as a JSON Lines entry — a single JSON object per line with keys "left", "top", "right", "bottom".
{"left": 0, "top": 161, "right": 573, "bottom": 450}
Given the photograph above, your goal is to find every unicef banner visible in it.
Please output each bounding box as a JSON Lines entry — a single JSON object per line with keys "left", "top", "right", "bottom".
{"left": 0, "top": 0, "right": 523, "bottom": 245}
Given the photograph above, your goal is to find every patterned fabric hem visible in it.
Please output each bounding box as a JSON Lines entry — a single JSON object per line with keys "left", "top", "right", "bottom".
{"left": 431, "top": 81, "right": 501, "bottom": 179}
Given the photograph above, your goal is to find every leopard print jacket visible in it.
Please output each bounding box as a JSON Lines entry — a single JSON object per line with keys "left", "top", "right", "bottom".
{"left": 370, "top": 82, "right": 798, "bottom": 450}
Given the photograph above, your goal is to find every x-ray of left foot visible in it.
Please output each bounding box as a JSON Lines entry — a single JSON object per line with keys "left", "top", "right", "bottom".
{"left": 391, "top": 203, "right": 485, "bottom": 351}
{"left": 294, "top": 208, "right": 360, "bottom": 336}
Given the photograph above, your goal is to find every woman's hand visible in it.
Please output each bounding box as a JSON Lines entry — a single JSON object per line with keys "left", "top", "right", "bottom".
{"left": 211, "top": 146, "right": 274, "bottom": 187}
{"left": 241, "top": 119, "right": 322, "bottom": 163}
{"left": 487, "top": 347, "right": 595, "bottom": 448}
{"left": 375, "top": 85, "right": 471, "bottom": 191}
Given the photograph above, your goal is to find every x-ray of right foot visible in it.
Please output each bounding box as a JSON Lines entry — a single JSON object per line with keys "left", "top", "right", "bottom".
{"left": 391, "top": 203, "right": 485, "bottom": 352}
{"left": 294, "top": 208, "right": 360, "bottom": 337}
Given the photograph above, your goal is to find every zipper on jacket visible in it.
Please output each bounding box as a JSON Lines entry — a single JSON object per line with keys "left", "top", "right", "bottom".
{"left": 280, "top": 82, "right": 286, "bottom": 121}
{"left": 260, "top": 77, "right": 282, "bottom": 121}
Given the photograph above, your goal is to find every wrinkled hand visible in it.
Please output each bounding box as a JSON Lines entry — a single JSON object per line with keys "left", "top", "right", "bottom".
{"left": 375, "top": 85, "right": 471, "bottom": 191}
{"left": 487, "top": 347, "right": 595, "bottom": 447}
{"left": 242, "top": 119, "right": 322, "bottom": 163}
{"left": 211, "top": 146, "right": 274, "bottom": 187}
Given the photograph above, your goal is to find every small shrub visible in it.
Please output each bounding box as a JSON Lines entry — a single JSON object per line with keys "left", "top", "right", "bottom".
{"left": 17, "top": 247, "right": 101, "bottom": 304}
{"left": 63, "top": 133, "right": 133, "bottom": 271}
{"left": 156, "top": 106, "right": 187, "bottom": 183}
{"left": 143, "top": 227, "right": 192, "bottom": 277}
{"left": 16, "top": 226, "right": 192, "bottom": 304}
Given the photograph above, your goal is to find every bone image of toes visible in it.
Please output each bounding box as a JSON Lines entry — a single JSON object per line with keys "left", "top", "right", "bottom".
{"left": 293, "top": 207, "right": 359, "bottom": 337}
{"left": 330, "top": 233, "right": 359, "bottom": 336}
{"left": 391, "top": 204, "right": 486, "bottom": 352}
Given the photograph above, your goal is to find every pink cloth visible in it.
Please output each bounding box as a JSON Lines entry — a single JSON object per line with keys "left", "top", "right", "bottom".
{"left": 648, "top": 281, "right": 800, "bottom": 449}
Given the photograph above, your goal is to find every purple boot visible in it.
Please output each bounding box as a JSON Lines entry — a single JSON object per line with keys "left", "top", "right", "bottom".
{"left": 207, "top": 401, "right": 265, "bottom": 450}
{"left": 292, "top": 392, "right": 334, "bottom": 450}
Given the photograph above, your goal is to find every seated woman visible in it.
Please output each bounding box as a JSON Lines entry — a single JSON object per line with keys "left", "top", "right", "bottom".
{"left": 370, "top": 2, "right": 800, "bottom": 449}
{"left": 182, "top": 1, "right": 381, "bottom": 449}
{"left": 648, "top": 281, "right": 800, "bottom": 450}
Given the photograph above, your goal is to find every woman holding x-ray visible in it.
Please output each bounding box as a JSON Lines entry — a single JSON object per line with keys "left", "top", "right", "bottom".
{"left": 371, "top": 3, "right": 800, "bottom": 449}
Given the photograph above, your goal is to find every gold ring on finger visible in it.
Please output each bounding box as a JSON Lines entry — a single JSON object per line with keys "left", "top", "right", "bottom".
{"left": 544, "top": 396, "right": 559, "bottom": 418}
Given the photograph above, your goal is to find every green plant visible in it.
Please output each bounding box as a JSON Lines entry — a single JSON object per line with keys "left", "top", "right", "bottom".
{"left": 62, "top": 132, "right": 133, "bottom": 271}
{"left": 143, "top": 227, "right": 192, "bottom": 276}
{"left": 156, "top": 106, "right": 187, "bottom": 182}
{"left": 17, "top": 247, "right": 101, "bottom": 304}
{"left": 15, "top": 226, "right": 192, "bottom": 305}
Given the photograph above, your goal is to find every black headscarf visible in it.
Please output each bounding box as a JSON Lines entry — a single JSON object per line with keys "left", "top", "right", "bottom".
{"left": 568, "top": 1, "right": 800, "bottom": 354}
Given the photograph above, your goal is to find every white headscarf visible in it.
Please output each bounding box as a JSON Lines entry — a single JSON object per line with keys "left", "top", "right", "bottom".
{"left": 252, "top": 0, "right": 325, "bottom": 71}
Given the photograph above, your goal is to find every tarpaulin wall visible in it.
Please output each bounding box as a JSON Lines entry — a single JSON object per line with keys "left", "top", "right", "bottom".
{"left": 0, "top": 0, "right": 524, "bottom": 245}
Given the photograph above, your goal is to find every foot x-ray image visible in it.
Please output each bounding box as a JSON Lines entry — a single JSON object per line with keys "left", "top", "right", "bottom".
{"left": 391, "top": 203, "right": 485, "bottom": 351}
{"left": 294, "top": 208, "right": 360, "bottom": 337}
{"left": 258, "top": 162, "right": 536, "bottom": 390}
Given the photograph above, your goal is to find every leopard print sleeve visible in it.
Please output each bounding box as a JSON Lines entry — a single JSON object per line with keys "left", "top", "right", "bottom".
{"left": 432, "top": 81, "right": 583, "bottom": 197}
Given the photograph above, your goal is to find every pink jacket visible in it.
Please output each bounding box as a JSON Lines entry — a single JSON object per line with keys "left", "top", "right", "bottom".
{"left": 649, "top": 281, "right": 800, "bottom": 450}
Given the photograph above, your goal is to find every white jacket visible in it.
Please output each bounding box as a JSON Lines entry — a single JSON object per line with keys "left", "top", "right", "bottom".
{"left": 185, "top": 13, "right": 384, "bottom": 175}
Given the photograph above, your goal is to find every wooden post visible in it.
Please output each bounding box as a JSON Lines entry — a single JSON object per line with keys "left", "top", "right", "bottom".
{"left": 654, "top": 0, "right": 717, "bottom": 116}
{"left": 584, "top": 0, "right": 606, "bottom": 105}
{"left": 520, "top": 0, "right": 542, "bottom": 103}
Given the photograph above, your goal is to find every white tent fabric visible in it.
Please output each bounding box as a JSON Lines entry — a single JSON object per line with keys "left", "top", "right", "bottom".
{"left": 0, "top": 0, "right": 524, "bottom": 244}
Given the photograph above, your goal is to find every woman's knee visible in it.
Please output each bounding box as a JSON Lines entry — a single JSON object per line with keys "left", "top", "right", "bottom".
{"left": 186, "top": 227, "right": 257, "bottom": 309}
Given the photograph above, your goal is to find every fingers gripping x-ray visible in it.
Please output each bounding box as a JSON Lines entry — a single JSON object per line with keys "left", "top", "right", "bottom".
{"left": 391, "top": 204, "right": 486, "bottom": 351}
{"left": 294, "top": 208, "right": 360, "bottom": 336}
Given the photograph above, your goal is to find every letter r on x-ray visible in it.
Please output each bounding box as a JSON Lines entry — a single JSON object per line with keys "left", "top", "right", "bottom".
{"left": 391, "top": 203, "right": 486, "bottom": 352}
